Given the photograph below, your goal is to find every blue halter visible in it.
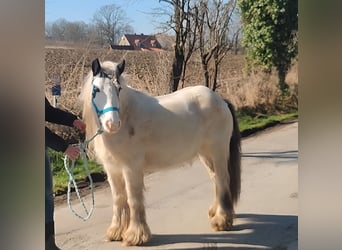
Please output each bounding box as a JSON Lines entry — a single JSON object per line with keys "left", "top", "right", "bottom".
{"left": 91, "top": 99, "right": 119, "bottom": 117}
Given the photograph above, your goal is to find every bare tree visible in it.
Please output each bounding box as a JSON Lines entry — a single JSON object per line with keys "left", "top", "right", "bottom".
{"left": 197, "top": 0, "right": 239, "bottom": 91}
{"left": 45, "top": 5, "right": 133, "bottom": 46}
{"left": 47, "top": 18, "right": 68, "bottom": 40}
{"left": 158, "top": 0, "right": 240, "bottom": 92}
{"left": 93, "top": 4, "right": 133, "bottom": 45}
{"left": 46, "top": 19, "right": 92, "bottom": 44}
{"left": 160, "top": 0, "right": 198, "bottom": 92}
{"left": 63, "top": 21, "right": 88, "bottom": 42}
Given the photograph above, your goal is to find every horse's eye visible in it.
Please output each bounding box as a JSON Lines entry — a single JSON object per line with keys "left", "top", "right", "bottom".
{"left": 118, "top": 86, "right": 122, "bottom": 93}
{"left": 92, "top": 86, "right": 100, "bottom": 98}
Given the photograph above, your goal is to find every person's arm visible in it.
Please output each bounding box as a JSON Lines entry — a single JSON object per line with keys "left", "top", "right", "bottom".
{"left": 45, "top": 97, "right": 77, "bottom": 127}
{"left": 45, "top": 127, "right": 68, "bottom": 152}
{"left": 45, "top": 127, "right": 80, "bottom": 160}
{"left": 45, "top": 97, "right": 85, "bottom": 161}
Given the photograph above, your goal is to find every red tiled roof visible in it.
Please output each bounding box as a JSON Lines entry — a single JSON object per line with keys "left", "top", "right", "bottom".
{"left": 123, "top": 34, "right": 162, "bottom": 50}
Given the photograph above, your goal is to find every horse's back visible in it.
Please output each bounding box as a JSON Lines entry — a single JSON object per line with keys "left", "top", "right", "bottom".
{"left": 169, "top": 85, "right": 230, "bottom": 123}
{"left": 140, "top": 86, "right": 233, "bottom": 165}
{"left": 157, "top": 85, "right": 225, "bottom": 114}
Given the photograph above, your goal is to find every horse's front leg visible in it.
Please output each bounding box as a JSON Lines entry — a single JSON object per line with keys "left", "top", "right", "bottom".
{"left": 105, "top": 169, "right": 130, "bottom": 242}
{"left": 122, "top": 166, "right": 151, "bottom": 246}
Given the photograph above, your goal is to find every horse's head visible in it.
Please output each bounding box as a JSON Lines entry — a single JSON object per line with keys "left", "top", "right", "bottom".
{"left": 90, "top": 58, "right": 125, "bottom": 134}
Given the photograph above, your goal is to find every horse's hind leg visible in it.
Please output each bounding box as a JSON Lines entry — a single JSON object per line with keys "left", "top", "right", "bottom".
{"left": 105, "top": 168, "right": 130, "bottom": 241}
{"left": 199, "top": 150, "right": 234, "bottom": 231}
{"left": 199, "top": 155, "right": 218, "bottom": 218}
{"left": 121, "top": 166, "right": 151, "bottom": 246}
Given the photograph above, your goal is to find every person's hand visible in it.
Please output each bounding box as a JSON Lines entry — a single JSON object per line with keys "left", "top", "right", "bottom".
{"left": 64, "top": 145, "right": 80, "bottom": 161}
{"left": 73, "top": 119, "right": 86, "bottom": 133}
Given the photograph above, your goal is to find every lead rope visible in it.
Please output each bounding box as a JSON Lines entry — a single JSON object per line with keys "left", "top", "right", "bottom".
{"left": 63, "top": 128, "right": 103, "bottom": 221}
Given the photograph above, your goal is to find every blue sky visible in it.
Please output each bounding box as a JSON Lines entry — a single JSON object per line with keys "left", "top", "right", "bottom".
{"left": 45, "top": 0, "right": 170, "bottom": 35}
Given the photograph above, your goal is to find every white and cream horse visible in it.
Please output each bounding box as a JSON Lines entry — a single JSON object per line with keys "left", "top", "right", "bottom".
{"left": 79, "top": 58, "right": 241, "bottom": 246}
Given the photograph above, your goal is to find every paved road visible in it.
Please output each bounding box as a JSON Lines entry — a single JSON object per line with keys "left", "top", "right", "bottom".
{"left": 55, "top": 122, "right": 298, "bottom": 250}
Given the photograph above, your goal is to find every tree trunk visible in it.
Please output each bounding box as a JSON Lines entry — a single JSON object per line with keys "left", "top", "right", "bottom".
{"left": 169, "top": 48, "right": 184, "bottom": 92}
{"left": 207, "top": 58, "right": 219, "bottom": 91}
{"left": 181, "top": 61, "right": 188, "bottom": 89}
{"left": 211, "top": 61, "right": 219, "bottom": 91}
{"left": 201, "top": 61, "right": 209, "bottom": 88}
{"left": 278, "top": 67, "right": 289, "bottom": 94}
{"left": 169, "top": 0, "right": 184, "bottom": 93}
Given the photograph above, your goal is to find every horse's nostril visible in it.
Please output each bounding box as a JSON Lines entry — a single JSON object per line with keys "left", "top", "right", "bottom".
{"left": 106, "top": 119, "right": 121, "bottom": 132}
{"left": 105, "top": 120, "right": 111, "bottom": 129}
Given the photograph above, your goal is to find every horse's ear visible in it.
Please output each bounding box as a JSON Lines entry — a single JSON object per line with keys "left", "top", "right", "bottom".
{"left": 92, "top": 58, "right": 102, "bottom": 76}
{"left": 117, "top": 59, "right": 125, "bottom": 76}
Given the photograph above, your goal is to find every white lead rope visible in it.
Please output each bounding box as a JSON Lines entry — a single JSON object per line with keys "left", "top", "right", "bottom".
{"left": 63, "top": 129, "right": 103, "bottom": 221}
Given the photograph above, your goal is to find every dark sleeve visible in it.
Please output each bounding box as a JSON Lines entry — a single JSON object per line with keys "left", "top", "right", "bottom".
{"left": 45, "top": 97, "right": 77, "bottom": 127}
{"left": 45, "top": 127, "right": 68, "bottom": 152}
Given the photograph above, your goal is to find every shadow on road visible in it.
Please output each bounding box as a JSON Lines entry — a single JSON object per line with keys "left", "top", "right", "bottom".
{"left": 144, "top": 213, "right": 297, "bottom": 250}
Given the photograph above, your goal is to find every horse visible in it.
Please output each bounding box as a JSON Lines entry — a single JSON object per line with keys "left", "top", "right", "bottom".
{"left": 79, "top": 58, "right": 241, "bottom": 246}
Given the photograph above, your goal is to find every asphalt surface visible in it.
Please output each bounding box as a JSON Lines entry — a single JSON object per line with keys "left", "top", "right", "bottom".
{"left": 55, "top": 122, "right": 298, "bottom": 250}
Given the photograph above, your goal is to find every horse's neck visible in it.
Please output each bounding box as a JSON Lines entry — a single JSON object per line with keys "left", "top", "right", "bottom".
{"left": 120, "top": 86, "right": 141, "bottom": 113}
{"left": 119, "top": 86, "right": 154, "bottom": 123}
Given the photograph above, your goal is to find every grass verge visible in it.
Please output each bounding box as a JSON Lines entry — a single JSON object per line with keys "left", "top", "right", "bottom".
{"left": 49, "top": 149, "right": 104, "bottom": 195}
{"left": 238, "top": 110, "right": 298, "bottom": 137}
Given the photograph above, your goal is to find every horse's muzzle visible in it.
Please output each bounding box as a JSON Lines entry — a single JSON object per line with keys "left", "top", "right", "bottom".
{"left": 104, "top": 119, "right": 121, "bottom": 134}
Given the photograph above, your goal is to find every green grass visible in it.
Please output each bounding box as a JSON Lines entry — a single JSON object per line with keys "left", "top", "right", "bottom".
{"left": 50, "top": 110, "right": 298, "bottom": 194}
{"left": 49, "top": 149, "right": 103, "bottom": 194}
{"left": 238, "top": 111, "right": 298, "bottom": 134}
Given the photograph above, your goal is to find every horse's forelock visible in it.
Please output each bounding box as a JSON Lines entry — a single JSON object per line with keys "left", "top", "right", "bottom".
{"left": 101, "top": 61, "right": 127, "bottom": 84}
{"left": 101, "top": 61, "right": 118, "bottom": 75}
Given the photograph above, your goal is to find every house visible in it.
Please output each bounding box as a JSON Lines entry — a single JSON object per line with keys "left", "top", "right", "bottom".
{"left": 111, "top": 33, "right": 163, "bottom": 51}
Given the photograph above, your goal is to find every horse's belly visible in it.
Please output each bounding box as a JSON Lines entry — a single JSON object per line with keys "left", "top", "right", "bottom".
{"left": 143, "top": 132, "right": 200, "bottom": 170}
{"left": 145, "top": 147, "right": 198, "bottom": 168}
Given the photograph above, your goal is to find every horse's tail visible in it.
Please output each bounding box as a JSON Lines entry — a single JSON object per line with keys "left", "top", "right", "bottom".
{"left": 224, "top": 99, "right": 241, "bottom": 205}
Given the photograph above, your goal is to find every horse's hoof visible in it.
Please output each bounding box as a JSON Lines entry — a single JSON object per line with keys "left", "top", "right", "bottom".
{"left": 105, "top": 225, "right": 124, "bottom": 241}
{"left": 122, "top": 223, "right": 151, "bottom": 246}
{"left": 210, "top": 213, "right": 233, "bottom": 231}
{"left": 208, "top": 206, "right": 217, "bottom": 218}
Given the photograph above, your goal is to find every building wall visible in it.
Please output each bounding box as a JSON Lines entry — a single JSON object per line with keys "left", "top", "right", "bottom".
{"left": 119, "top": 36, "right": 130, "bottom": 46}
